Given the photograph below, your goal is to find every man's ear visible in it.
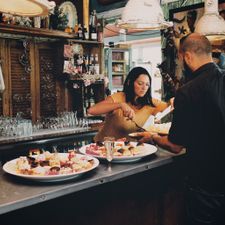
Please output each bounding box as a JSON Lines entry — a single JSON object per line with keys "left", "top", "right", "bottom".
{"left": 184, "top": 51, "right": 192, "bottom": 64}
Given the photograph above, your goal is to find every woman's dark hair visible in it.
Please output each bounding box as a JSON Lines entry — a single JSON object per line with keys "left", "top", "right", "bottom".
{"left": 123, "top": 67, "right": 155, "bottom": 107}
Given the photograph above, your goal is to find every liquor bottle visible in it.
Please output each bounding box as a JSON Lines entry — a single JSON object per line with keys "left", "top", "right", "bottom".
{"left": 97, "top": 21, "right": 103, "bottom": 42}
{"left": 89, "top": 11, "right": 93, "bottom": 39}
{"left": 83, "top": 25, "right": 89, "bottom": 40}
{"left": 77, "top": 24, "right": 83, "bottom": 40}
{"left": 74, "top": 23, "right": 79, "bottom": 38}
{"left": 89, "top": 10, "right": 97, "bottom": 41}
{"left": 82, "top": 55, "right": 88, "bottom": 74}
{"left": 89, "top": 10, "right": 93, "bottom": 27}
{"left": 94, "top": 53, "right": 100, "bottom": 74}
{"left": 85, "top": 55, "right": 89, "bottom": 73}
{"left": 75, "top": 54, "right": 83, "bottom": 74}
{"left": 89, "top": 54, "right": 94, "bottom": 74}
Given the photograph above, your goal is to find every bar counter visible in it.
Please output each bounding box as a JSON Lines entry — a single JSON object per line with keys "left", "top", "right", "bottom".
{"left": 0, "top": 147, "right": 186, "bottom": 224}
{"left": 0, "top": 127, "right": 186, "bottom": 225}
{"left": 0, "top": 127, "right": 98, "bottom": 162}
{"left": 0, "top": 127, "right": 94, "bottom": 146}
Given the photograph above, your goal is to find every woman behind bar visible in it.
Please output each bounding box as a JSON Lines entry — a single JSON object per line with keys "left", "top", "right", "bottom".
{"left": 87, "top": 66, "right": 170, "bottom": 142}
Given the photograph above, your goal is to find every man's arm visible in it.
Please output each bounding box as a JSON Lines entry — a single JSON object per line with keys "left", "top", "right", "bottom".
{"left": 137, "top": 132, "right": 184, "bottom": 154}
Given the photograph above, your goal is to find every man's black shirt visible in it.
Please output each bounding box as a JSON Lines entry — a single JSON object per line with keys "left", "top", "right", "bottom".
{"left": 169, "top": 63, "right": 225, "bottom": 192}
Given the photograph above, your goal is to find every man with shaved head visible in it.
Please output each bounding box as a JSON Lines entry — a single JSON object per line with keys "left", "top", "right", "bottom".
{"left": 138, "top": 33, "right": 225, "bottom": 225}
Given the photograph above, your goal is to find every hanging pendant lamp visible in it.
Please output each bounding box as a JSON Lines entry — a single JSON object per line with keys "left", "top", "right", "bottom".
{"left": 0, "top": 0, "right": 56, "bottom": 17}
{"left": 117, "top": 0, "right": 173, "bottom": 30}
{"left": 195, "top": 0, "right": 225, "bottom": 41}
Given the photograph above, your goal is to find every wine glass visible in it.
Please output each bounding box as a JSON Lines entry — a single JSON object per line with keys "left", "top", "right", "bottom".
{"left": 104, "top": 137, "right": 115, "bottom": 163}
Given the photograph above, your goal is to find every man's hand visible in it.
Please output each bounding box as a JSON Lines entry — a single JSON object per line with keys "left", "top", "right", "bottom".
{"left": 135, "top": 131, "right": 184, "bottom": 154}
{"left": 134, "top": 131, "right": 157, "bottom": 144}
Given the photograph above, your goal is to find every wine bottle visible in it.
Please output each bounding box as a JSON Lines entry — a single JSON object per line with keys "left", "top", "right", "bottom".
{"left": 82, "top": 55, "right": 88, "bottom": 74}
{"left": 89, "top": 10, "right": 97, "bottom": 41}
{"left": 89, "top": 54, "right": 94, "bottom": 74}
{"left": 97, "top": 22, "right": 103, "bottom": 42}
{"left": 94, "top": 53, "right": 100, "bottom": 74}
{"left": 83, "top": 25, "right": 89, "bottom": 40}
{"left": 77, "top": 24, "right": 83, "bottom": 40}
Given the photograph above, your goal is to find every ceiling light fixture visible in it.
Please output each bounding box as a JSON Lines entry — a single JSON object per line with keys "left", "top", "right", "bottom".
{"left": 195, "top": 0, "right": 225, "bottom": 41}
{"left": 117, "top": 0, "right": 173, "bottom": 30}
{"left": 0, "top": 0, "right": 56, "bottom": 17}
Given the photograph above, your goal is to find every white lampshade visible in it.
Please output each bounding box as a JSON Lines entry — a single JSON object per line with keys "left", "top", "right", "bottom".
{"left": 195, "top": 0, "right": 225, "bottom": 41}
{"left": 0, "top": 0, "right": 56, "bottom": 17}
{"left": 117, "top": 0, "right": 173, "bottom": 30}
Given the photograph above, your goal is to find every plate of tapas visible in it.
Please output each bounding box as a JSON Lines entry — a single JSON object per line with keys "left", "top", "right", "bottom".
{"left": 79, "top": 141, "right": 157, "bottom": 163}
{"left": 3, "top": 151, "right": 99, "bottom": 182}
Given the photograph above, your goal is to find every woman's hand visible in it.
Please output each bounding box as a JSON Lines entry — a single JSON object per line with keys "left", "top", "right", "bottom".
{"left": 120, "top": 102, "right": 135, "bottom": 120}
{"left": 169, "top": 97, "right": 174, "bottom": 110}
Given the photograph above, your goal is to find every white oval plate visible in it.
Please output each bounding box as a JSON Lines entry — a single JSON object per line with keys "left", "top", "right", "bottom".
{"left": 79, "top": 142, "right": 157, "bottom": 163}
{"left": 59, "top": 1, "right": 78, "bottom": 29}
{"left": 3, "top": 153, "right": 99, "bottom": 182}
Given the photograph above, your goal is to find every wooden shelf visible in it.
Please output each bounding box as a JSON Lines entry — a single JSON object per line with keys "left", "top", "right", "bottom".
{"left": 0, "top": 23, "right": 103, "bottom": 44}
{"left": 0, "top": 23, "right": 73, "bottom": 39}
{"left": 0, "top": 22, "right": 105, "bottom": 120}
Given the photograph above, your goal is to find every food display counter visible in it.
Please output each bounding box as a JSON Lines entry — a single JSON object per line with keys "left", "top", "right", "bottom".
{"left": 0, "top": 129, "right": 186, "bottom": 225}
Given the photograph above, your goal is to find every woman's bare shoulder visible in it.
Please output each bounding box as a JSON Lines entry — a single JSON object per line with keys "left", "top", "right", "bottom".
{"left": 152, "top": 98, "right": 164, "bottom": 105}
{"left": 111, "top": 92, "right": 126, "bottom": 102}
{"left": 152, "top": 98, "right": 168, "bottom": 109}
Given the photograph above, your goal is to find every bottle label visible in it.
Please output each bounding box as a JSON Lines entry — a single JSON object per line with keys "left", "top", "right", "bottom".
{"left": 84, "top": 32, "right": 89, "bottom": 40}
{"left": 91, "top": 33, "right": 97, "bottom": 40}
{"left": 78, "top": 31, "right": 83, "bottom": 39}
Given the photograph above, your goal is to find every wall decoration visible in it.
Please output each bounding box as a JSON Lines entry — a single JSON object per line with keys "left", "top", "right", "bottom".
{"left": 169, "top": 0, "right": 225, "bottom": 48}
{"left": 19, "top": 40, "right": 31, "bottom": 74}
{"left": 159, "top": 0, "right": 225, "bottom": 100}
{"left": 49, "top": 5, "right": 68, "bottom": 30}
{"left": 59, "top": 1, "right": 78, "bottom": 29}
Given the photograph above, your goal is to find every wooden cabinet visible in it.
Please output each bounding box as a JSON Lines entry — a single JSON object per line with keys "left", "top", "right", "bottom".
{"left": 106, "top": 48, "right": 131, "bottom": 93}
{"left": 0, "top": 37, "right": 64, "bottom": 119}
{"left": 0, "top": 24, "right": 105, "bottom": 120}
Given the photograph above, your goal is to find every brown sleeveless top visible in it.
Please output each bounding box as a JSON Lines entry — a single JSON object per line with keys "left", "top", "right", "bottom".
{"left": 94, "top": 92, "right": 168, "bottom": 142}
